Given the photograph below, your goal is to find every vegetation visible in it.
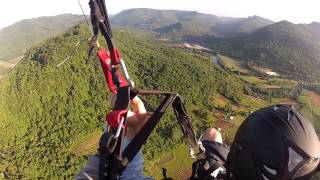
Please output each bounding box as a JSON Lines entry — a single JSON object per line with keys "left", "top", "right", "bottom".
{"left": 0, "top": 14, "right": 84, "bottom": 62}
{"left": 217, "top": 54, "right": 296, "bottom": 100}
{"left": 1, "top": 11, "right": 319, "bottom": 179}
{"left": 218, "top": 54, "right": 250, "bottom": 75}
{"left": 112, "top": 9, "right": 273, "bottom": 38}
{"left": 0, "top": 23, "right": 245, "bottom": 178}
{"left": 185, "top": 21, "right": 320, "bottom": 81}
{"left": 0, "top": 56, "right": 22, "bottom": 77}
{"left": 295, "top": 89, "right": 320, "bottom": 179}
{"left": 296, "top": 89, "right": 320, "bottom": 134}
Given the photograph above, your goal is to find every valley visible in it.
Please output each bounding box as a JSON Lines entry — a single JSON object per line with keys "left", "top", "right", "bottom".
{"left": 0, "top": 9, "right": 320, "bottom": 179}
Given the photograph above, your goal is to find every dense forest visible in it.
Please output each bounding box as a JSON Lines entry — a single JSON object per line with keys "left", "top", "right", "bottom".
{"left": 185, "top": 21, "right": 320, "bottom": 82}
{"left": 0, "top": 14, "right": 84, "bottom": 62}
{"left": 0, "top": 23, "right": 245, "bottom": 178}
{"left": 112, "top": 9, "right": 320, "bottom": 82}
{"left": 111, "top": 9, "right": 273, "bottom": 38}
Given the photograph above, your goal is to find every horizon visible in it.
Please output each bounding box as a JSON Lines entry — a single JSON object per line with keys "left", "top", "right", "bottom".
{"left": 0, "top": 0, "right": 320, "bottom": 30}
{"left": 1, "top": 8, "right": 319, "bottom": 31}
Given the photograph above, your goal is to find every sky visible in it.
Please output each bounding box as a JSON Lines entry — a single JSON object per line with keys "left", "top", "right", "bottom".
{"left": 0, "top": 0, "right": 319, "bottom": 30}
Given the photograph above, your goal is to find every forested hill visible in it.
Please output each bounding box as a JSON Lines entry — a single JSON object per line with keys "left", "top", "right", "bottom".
{"left": 111, "top": 8, "right": 273, "bottom": 38}
{"left": 0, "top": 14, "right": 84, "bottom": 62}
{"left": 185, "top": 20, "right": 320, "bottom": 81}
{"left": 0, "top": 23, "right": 244, "bottom": 178}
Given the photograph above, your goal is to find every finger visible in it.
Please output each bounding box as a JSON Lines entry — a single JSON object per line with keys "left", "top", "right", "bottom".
{"left": 131, "top": 96, "right": 146, "bottom": 114}
{"left": 127, "top": 109, "right": 134, "bottom": 118}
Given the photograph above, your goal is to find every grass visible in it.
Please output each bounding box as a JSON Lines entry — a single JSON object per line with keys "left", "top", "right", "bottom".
{"left": 0, "top": 67, "right": 10, "bottom": 76}
{"left": 267, "top": 78, "right": 297, "bottom": 88}
{"left": 306, "top": 90, "right": 320, "bottom": 107}
{"left": 240, "top": 75, "right": 267, "bottom": 84}
{"left": 297, "top": 89, "right": 320, "bottom": 130}
{"left": 212, "top": 93, "right": 230, "bottom": 107}
{"left": 0, "top": 56, "right": 22, "bottom": 76}
{"left": 71, "top": 130, "right": 102, "bottom": 156}
{"left": 145, "top": 144, "right": 195, "bottom": 179}
{"left": 218, "top": 55, "right": 250, "bottom": 75}
{"left": 241, "top": 76, "right": 296, "bottom": 90}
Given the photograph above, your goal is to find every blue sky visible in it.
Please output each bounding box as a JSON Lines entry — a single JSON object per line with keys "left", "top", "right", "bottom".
{"left": 0, "top": 0, "right": 319, "bottom": 29}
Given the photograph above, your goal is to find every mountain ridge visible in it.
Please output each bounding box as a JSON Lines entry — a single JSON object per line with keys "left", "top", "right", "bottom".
{"left": 185, "top": 20, "right": 320, "bottom": 81}
{"left": 111, "top": 8, "right": 274, "bottom": 38}
{"left": 0, "top": 23, "right": 244, "bottom": 178}
{"left": 0, "top": 14, "right": 84, "bottom": 62}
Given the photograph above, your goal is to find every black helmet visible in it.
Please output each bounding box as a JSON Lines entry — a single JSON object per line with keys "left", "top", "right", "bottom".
{"left": 226, "top": 104, "right": 320, "bottom": 179}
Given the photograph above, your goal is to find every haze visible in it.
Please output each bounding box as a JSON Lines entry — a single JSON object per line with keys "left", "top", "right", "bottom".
{"left": 0, "top": 0, "right": 319, "bottom": 29}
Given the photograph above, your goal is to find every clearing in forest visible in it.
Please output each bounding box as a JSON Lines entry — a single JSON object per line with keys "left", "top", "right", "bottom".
{"left": 306, "top": 90, "right": 320, "bottom": 107}
{"left": 71, "top": 131, "right": 102, "bottom": 156}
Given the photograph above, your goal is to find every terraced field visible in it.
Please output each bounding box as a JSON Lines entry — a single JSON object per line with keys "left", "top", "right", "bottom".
{"left": 307, "top": 90, "right": 320, "bottom": 107}
{"left": 297, "top": 89, "right": 320, "bottom": 133}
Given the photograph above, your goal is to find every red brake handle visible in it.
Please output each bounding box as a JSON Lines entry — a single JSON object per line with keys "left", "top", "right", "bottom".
{"left": 107, "top": 110, "right": 128, "bottom": 128}
{"left": 109, "top": 47, "right": 120, "bottom": 65}
{"left": 97, "top": 49, "right": 116, "bottom": 94}
{"left": 97, "top": 48, "right": 129, "bottom": 93}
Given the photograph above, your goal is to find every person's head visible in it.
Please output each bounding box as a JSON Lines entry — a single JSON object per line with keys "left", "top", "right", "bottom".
{"left": 226, "top": 104, "right": 320, "bottom": 179}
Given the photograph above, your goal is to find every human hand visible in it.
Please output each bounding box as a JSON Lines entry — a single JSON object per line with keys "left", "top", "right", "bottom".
{"left": 111, "top": 95, "right": 152, "bottom": 140}
{"left": 126, "top": 96, "right": 152, "bottom": 140}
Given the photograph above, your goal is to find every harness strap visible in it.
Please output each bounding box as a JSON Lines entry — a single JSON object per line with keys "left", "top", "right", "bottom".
{"left": 172, "top": 98, "right": 197, "bottom": 148}
{"left": 89, "top": 0, "right": 198, "bottom": 179}
{"left": 191, "top": 141, "right": 229, "bottom": 179}
{"left": 122, "top": 92, "right": 177, "bottom": 164}
{"left": 100, "top": 90, "right": 197, "bottom": 177}
{"left": 98, "top": 132, "right": 115, "bottom": 180}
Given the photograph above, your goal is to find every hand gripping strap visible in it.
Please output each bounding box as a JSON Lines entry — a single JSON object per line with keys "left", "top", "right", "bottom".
{"left": 120, "top": 90, "right": 197, "bottom": 174}
{"left": 122, "top": 93, "right": 176, "bottom": 164}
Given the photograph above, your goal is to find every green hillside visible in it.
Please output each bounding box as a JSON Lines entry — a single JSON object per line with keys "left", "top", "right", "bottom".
{"left": 0, "top": 23, "right": 244, "bottom": 178}
{"left": 111, "top": 9, "right": 273, "bottom": 38}
{"left": 0, "top": 14, "right": 84, "bottom": 62}
{"left": 185, "top": 21, "right": 320, "bottom": 82}
{"left": 211, "top": 15, "right": 274, "bottom": 37}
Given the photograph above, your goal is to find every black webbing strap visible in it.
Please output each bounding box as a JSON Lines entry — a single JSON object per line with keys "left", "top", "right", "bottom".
{"left": 119, "top": 90, "right": 197, "bottom": 174}
{"left": 98, "top": 132, "right": 113, "bottom": 179}
{"left": 89, "top": 1, "right": 198, "bottom": 178}
{"left": 193, "top": 141, "right": 228, "bottom": 179}
{"left": 99, "top": 86, "right": 130, "bottom": 180}
{"left": 122, "top": 92, "right": 177, "bottom": 164}
{"left": 88, "top": 0, "right": 114, "bottom": 56}
{"left": 98, "top": 89, "right": 197, "bottom": 179}
{"left": 172, "top": 98, "right": 197, "bottom": 148}
{"left": 113, "top": 86, "right": 130, "bottom": 111}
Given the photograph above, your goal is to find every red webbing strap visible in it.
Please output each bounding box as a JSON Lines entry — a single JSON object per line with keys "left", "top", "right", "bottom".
{"left": 97, "top": 48, "right": 129, "bottom": 94}
{"left": 97, "top": 49, "right": 116, "bottom": 94}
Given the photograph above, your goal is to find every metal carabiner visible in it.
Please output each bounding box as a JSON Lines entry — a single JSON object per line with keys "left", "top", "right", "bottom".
{"left": 119, "top": 58, "right": 135, "bottom": 89}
